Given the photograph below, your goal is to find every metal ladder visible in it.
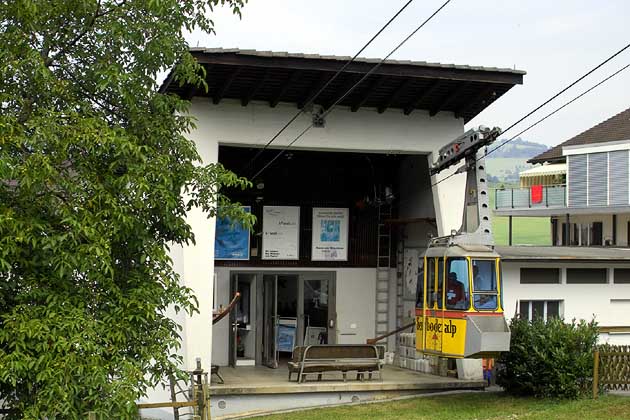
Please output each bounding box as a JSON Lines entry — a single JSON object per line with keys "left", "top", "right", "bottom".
{"left": 375, "top": 203, "right": 392, "bottom": 342}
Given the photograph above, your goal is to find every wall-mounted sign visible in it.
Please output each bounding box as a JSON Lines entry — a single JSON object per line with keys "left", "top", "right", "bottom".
{"left": 214, "top": 206, "right": 251, "bottom": 260}
{"left": 262, "top": 206, "right": 300, "bottom": 260}
{"left": 311, "top": 207, "right": 349, "bottom": 261}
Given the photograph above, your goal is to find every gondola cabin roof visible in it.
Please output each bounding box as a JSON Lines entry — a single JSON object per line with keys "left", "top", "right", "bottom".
{"left": 161, "top": 48, "right": 525, "bottom": 122}
{"left": 425, "top": 243, "right": 499, "bottom": 259}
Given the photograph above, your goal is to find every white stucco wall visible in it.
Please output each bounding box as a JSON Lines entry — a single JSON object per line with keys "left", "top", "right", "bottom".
{"left": 171, "top": 98, "right": 468, "bottom": 369}
{"left": 502, "top": 261, "right": 630, "bottom": 344}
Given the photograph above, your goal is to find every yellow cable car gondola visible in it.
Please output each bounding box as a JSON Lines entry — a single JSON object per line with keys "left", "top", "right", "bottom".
{"left": 415, "top": 126, "right": 510, "bottom": 359}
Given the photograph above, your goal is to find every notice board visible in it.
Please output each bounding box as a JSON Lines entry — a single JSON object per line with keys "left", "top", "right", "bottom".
{"left": 311, "top": 207, "right": 349, "bottom": 261}
{"left": 262, "top": 206, "right": 300, "bottom": 260}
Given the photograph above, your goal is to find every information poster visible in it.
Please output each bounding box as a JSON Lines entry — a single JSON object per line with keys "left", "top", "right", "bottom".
{"left": 214, "top": 206, "right": 251, "bottom": 260}
{"left": 262, "top": 206, "right": 300, "bottom": 260}
{"left": 311, "top": 207, "right": 349, "bottom": 261}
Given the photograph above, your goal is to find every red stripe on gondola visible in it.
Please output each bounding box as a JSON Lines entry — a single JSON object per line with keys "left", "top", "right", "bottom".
{"left": 414, "top": 308, "right": 502, "bottom": 318}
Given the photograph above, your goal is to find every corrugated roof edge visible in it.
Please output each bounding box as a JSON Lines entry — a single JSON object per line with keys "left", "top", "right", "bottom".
{"left": 188, "top": 47, "right": 527, "bottom": 75}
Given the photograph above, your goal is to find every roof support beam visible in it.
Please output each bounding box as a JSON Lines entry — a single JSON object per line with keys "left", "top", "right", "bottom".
{"left": 454, "top": 86, "right": 497, "bottom": 119}
{"left": 270, "top": 70, "right": 301, "bottom": 107}
{"left": 351, "top": 76, "right": 385, "bottom": 112}
{"left": 241, "top": 69, "right": 270, "bottom": 106}
{"left": 212, "top": 67, "right": 241, "bottom": 104}
{"left": 322, "top": 73, "right": 363, "bottom": 111}
{"left": 429, "top": 82, "right": 470, "bottom": 117}
{"left": 377, "top": 79, "right": 413, "bottom": 114}
{"left": 403, "top": 80, "right": 441, "bottom": 115}
{"left": 298, "top": 73, "right": 332, "bottom": 109}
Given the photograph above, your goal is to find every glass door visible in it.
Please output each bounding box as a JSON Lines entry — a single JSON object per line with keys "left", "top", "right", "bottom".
{"left": 228, "top": 274, "right": 238, "bottom": 368}
{"left": 298, "top": 273, "right": 336, "bottom": 346}
{"left": 262, "top": 274, "right": 278, "bottom": 368}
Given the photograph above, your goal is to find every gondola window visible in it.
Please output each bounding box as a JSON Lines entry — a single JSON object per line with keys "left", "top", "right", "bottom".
{"left": 472, "top": 260, "right": 498, "bottom": 310}
{"left": 446, "top": 258, "right": 470, "bottom": 310}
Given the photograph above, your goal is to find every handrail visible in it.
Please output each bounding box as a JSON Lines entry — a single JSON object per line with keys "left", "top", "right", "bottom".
{"left": 366, "top": 321, "right": 415, "bottom": 345}
{"left": 212, "top": 292, "right": 241, "bottom": 325}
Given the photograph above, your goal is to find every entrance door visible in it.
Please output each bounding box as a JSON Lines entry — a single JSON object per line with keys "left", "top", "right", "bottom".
{"left": 298, "top": 273, "right": 336, "bottom": 346}
{"left": 262, "top": 274, "right": 278, "bottom": 368}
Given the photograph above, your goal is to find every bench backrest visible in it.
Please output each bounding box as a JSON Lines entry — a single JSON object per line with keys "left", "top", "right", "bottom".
{"left": 301, "top": 345, "right": 379, "bottom": 360}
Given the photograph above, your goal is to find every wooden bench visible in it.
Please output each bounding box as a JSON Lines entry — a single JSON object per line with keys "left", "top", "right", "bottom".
{"left": 288, "top": 344, "right": 384, "bottom": 383}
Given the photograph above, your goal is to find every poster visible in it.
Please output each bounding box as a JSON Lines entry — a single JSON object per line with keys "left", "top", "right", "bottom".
{"left": 214, "top": 206, "right": 250, "bottom": 260}
{"left": 403, "top": 248, "right": 419, "bottom": 299}
{"left": 262, "top": 206, "right": 300, "bottom": 260}
{"left": 311, "top": 207, "right": 349, "bottom": 261}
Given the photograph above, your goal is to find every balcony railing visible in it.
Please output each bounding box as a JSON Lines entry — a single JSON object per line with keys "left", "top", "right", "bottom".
{"left": 494, "top": 185, "right": 566, "bottom": 210}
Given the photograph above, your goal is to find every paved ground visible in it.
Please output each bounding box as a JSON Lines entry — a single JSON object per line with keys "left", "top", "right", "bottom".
{"left": 209, "top": 364, "right": 485, "bottom": 395}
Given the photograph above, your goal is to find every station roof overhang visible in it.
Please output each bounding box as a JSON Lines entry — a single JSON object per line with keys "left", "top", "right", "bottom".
{"left": 160, "top": 48, "right": 525, "bottom": 122}
{"left": 497, "top": 246, "right": 630, "bottom": 262}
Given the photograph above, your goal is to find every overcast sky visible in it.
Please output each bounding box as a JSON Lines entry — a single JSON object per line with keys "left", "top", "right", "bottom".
{"left": 187, "top": 0, "right": 630, "bottom": 147}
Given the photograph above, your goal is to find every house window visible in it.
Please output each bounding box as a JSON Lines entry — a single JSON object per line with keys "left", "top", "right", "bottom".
{"left": 520, "top": 268, "right": 560, "bottom": 284}
{"left": 614, "top": 268, "right": 630, "bottom": 284}
{"left": 566, "top": 268, "right": 608, "bottom": 284}
{"left": 519, "top": 300, "right": 562, "bottom": 321}
{"left": 560, "top": 222, "right": 603, "bottom": 246}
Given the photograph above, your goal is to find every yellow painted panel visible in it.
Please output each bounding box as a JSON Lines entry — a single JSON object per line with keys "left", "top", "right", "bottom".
{"left": 416, "top": 316, "right": 467, "bottom": 357}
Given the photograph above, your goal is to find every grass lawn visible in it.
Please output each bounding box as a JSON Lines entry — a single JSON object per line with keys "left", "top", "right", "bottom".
{"left": 488, "top": 187, "right": 551, "bottom": 246}
{"left": 493, "top": 215, "right": 551, "bottom": 246}
{"left": 257, "top": 393, "right": 630, "bottom": 420}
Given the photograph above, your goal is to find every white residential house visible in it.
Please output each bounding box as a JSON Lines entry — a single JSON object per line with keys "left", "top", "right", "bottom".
{"left": 494, "top": 106, "right": 630, "bottom": 344}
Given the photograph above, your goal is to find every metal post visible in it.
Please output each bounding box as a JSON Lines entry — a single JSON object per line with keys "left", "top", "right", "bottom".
{"left": 593, "top": 349, "right": 600, "bottom": 399}
{"left": 508, "top": 216, "right": 513, "bottom": 246}
{"left": 511, "top": 188, "right": 514, "bottom": 209}
{"left": 545, "top": 186, "right": 548, "bottom": 207}
{"left": 495, "top": 188, "right": 497, "bottom": 210}
{"left": 169, "top": 375, "right": 180, "bottom": 420}
{"left": 565, "top": 214, "right": 570, "bottom": 246}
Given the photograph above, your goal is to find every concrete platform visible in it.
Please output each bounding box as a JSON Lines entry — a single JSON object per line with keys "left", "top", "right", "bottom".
{"left": 208, "top": 365, "right": 485, "bottom": 418}
{"left": 210, "top": 364, "right": 484, "bottom": 395}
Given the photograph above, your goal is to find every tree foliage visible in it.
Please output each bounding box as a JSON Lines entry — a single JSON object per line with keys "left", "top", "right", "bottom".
{"left": 497, "top": 316, "right": 599, "bottom": 399}
{"left": 0, "top": 1, "right": 253, "bottom": 418}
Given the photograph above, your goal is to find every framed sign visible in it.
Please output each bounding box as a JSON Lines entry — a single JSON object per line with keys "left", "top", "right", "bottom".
{"left": 262, "top": 206, "right": 300, "bottom": 260}
{"left": 214, "top": 206, "right": 251, "bottom": 260}
{"left": 311, "top": 207, "right": 349, "bottom": 261}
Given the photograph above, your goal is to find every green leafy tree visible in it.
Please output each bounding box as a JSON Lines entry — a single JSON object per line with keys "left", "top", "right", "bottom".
{"left": 0, "top": 1, "right": 253, "bottom": 418}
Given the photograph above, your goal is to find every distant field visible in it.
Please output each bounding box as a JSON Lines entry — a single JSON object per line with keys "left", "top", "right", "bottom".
{"left": 493, "top": 215, "right": 551, "bottom": 246}
{"left": 489, "top": 187, "right": 551, "bottom": 246}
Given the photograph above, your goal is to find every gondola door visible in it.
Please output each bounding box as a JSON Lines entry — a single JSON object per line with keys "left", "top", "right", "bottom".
{"left": 262, "top": 274, "right": 278, "bottom": 368}
{"left": 423, "top": 257, "right": 444, "bottom": 354}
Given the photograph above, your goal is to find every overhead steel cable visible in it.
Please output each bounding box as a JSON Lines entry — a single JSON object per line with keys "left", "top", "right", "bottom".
{"left": 486, "top": 63, "right": 630, "bottom": 158}
{"left": 250, "top": 0, "right": 453, "bottom": 181}
{"left": 242, "top": 0, "right": 417, "bottom": 172}
{"left": 430, "top": 58, "right": 630, "bottom": 189}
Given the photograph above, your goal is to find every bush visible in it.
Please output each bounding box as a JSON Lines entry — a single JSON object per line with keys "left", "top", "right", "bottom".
{"left": 497, "top": 316, "right": 598, "bottom": 399}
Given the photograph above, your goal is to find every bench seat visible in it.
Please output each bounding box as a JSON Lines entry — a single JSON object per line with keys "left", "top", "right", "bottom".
{"left": 287, "top": 345, "right": 384, "bottom": 383}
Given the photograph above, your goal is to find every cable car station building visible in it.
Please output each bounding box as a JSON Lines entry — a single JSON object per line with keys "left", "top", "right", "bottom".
{"left": 158, "top": 48, "right": 524, "bottom": 417}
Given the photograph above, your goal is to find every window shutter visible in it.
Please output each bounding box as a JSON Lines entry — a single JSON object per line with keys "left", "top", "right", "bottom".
{"left": 609, "top": 150, "right": 629, "bottom": 206}
{"left": 568, "top": 154, "right": 587, "bottom": 207}
{"left": 587, "top": 152, "right": 608, "bottom": 206}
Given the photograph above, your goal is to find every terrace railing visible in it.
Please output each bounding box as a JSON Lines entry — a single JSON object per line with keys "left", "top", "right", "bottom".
{"left": 494, "top": 185, "right": 566, "bottom": 210}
